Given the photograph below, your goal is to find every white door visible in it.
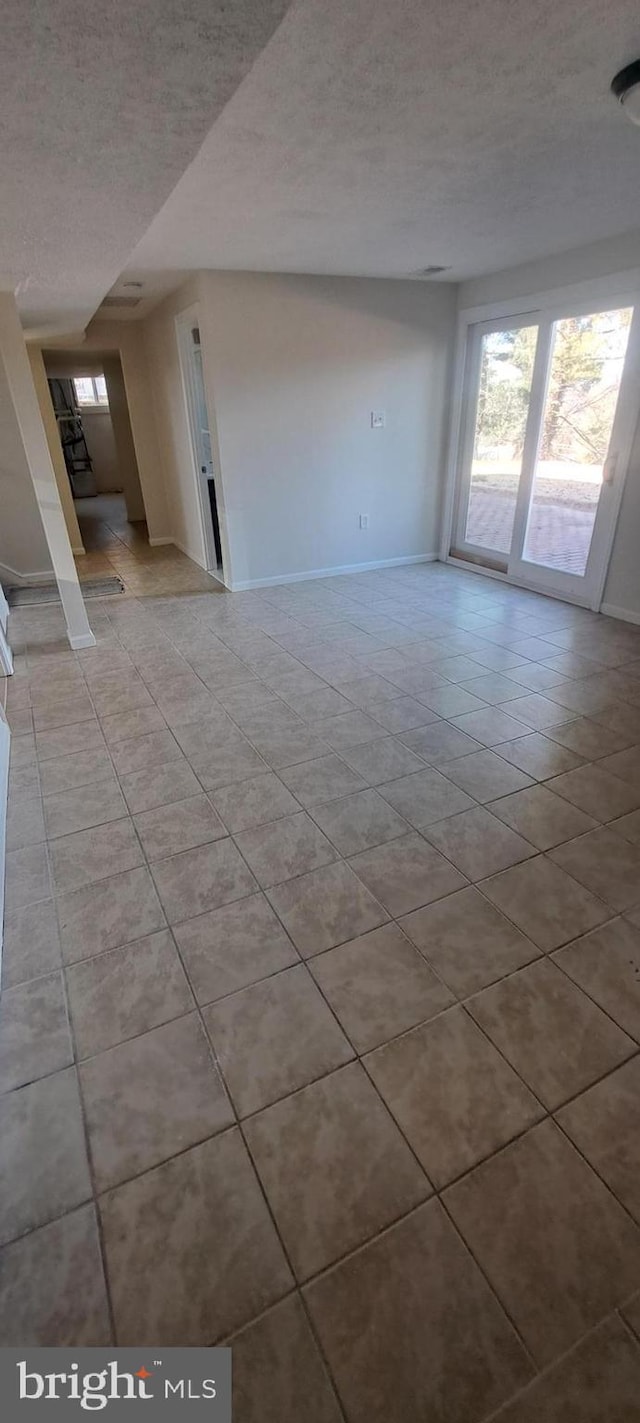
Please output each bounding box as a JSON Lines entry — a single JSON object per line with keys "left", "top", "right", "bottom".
{"left": 176, "top": 309, "right": 224, "bottom": 575}
{"left": 452, "top": 297, "right": 640, "bottom": 607}
{"left": 452, "top": 316, "right": 540, "bottom": 569}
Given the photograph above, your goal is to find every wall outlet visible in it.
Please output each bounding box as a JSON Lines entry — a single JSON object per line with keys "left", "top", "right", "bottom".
{"left": 359, "top": 514, "right": 369, "bottom": 530}
{"left": 371, "top": 410, "right": 385, "bottom": 428}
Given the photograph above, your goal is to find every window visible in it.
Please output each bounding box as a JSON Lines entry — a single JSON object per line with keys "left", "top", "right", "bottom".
{"left": 73, "top": 375, "right": 108, "bottom": 407}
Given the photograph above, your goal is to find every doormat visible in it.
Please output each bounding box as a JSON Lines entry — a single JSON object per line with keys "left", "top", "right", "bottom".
{"left": 8, "top": 576, "right": 125, "bottom": 606}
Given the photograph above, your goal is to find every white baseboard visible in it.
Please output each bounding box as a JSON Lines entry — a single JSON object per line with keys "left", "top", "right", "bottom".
{"left": 0, "top": 564, "right": 54, "bottom": 588}
{"left": 600, "top": 601, "right": 640, "bottom": 626}
{"left": 68, "top": 631, "right": 98, "bottom": 650}
{"left": 228, "top": 553, "right": 438, "bottom": 593}
{"left": 148, "top": 536, "right": 176, "bottom": 547}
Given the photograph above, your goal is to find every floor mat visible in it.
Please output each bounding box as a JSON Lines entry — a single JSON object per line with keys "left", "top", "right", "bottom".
{"left": 8, "top": 576, "right": 124, "bottom": 605}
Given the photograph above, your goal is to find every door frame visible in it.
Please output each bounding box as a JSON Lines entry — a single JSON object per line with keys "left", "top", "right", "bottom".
{"left": 441, "top": 268, "right": 640, "bottom": 610}
{"left": 175, "top": 304, "right": 227, "bottom": 582}
{"left": 450, "top": 312, "right": 542, "bottom": 569}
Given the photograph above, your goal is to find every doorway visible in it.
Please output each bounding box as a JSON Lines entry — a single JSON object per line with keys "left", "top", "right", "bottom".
{"left": 176, "top": 309, "right": 224, "bottom": 578}
{"left": 449, "top": 295, "right": 640, "bottom": 607}
{"left": 45, "top": 352, "right": 147, "bottom": 538}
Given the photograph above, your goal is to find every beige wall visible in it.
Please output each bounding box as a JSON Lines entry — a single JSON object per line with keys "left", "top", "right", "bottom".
{"left": 102, "top": 354, "right": 145, "bottom": 521}
{"left": 141, "top": 277, "right": 206, "bottom": 564}
{"left": 28, "top": 348, "right": 84, "bottom": 555}
{"left": 0, "top": 356, "right": 51, "bottom": 582}
{"left": 81, "top": 408, "right": 120, "bottom": 492}
{"left": 143, "top": 272, "right": 457, "bottom": 589}
{"left": 80, "top": 321, "right": 172, "bottom": 540}
{"left": 0, "top": 291, "right": 94, "bottom": 648}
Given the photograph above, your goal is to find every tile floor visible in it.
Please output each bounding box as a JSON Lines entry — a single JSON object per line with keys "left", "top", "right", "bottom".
{"left": 2, "top": 533, "right": 640, "bottom": 1420}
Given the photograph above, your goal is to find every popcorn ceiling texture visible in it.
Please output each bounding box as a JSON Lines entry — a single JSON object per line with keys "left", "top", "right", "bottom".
{"left": 126, "top": 0, "right": 640, "bottom": 293}
{"left": 0, "top": 0, "right": 290, "bottom": 333}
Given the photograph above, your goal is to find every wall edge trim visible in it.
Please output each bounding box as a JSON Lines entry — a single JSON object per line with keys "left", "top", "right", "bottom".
{"left": 600, "top": 601, "right": 640, "bottom": 626}
{"left": 0, "top": 564, "right": 55, "bottom": 587}
{"left": 227, "top": 552, "right": 438, "bottom": 592}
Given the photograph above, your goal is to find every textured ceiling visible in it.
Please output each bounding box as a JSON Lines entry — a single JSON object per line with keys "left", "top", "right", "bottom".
{"left": 0, "top": 0, "right": 290, "bottom": 333}
{"left": 122, "top": 0, "right": 640, "bottom": 298}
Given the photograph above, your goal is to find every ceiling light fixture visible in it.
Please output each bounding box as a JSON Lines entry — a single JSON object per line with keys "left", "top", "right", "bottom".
{"left": 414, "top": 265, "right": 451, "bottom": 278}
{"left": 611, "top": 59, "right": 640, "bottom": 125}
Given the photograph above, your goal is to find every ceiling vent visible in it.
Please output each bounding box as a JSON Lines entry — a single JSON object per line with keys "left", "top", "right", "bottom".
{"left": 100, "top": 295, "right": 142, "bottom": 309}
{"left": 413, "top": 265, "right": 451, "bottom": 278}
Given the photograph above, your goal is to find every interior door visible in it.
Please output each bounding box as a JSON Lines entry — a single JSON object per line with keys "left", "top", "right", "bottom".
{"left": 508, "top": 303, "right": 638, "bottom": 604}
{"left": 176, "top": 308, "right": 224, "bottom": 575}
{"left": 452, "top": 317, "right": 540, "bottom": 569}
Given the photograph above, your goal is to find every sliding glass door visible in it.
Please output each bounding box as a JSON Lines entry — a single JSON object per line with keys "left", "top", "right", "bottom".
{"left": 454, "top": 317, "right": 540, "bottom": 568}
{"left": 452, "top": 298, "right": 640, "bottom": 606}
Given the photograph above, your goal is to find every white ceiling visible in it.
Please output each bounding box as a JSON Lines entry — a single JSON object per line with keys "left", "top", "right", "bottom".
{"left": 120, "top": 0, "right": 640, "bottom": 303}
{"left": 0, "top": 0, "right": 290, "bottom": 334}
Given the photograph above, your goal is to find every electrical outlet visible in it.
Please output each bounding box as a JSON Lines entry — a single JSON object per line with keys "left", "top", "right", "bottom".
{"left": 359, "top": 514, "right": 369, "bottom": 530}
{"left": 371, "top": 410, "right": 385, "bottom": 428}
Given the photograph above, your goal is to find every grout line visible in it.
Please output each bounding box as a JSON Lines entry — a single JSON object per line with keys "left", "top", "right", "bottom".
{"left": 4, "top": 547, "right": 640, "bottom": 1404}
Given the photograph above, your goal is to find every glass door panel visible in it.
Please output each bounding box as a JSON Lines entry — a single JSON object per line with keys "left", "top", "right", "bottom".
{"left": 521, "top": 308, "right": 633, "bottom": 577}
{"left": 456, "top": 322, "right": 539, "bottom": 563}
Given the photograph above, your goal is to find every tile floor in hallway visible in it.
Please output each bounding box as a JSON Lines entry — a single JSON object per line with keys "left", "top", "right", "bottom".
{"left": 3, "top": 543, "right": 640, "bottom": 1420}
{"left": 74, "top": 492, "right": 221, "bottom": 597}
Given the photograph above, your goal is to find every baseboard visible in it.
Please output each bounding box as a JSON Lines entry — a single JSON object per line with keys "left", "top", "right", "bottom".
{"left": 172, "top": 539, "right": 206, "bottom": 568}
{"left": 68, "top": 631, "right": 98, "bottom": 650}
{"left": 148, "top": 536, "right": 176, "bottom": 547}
{"left": 600, "top": 601, "right": 640, "bottom": 626}
{"left": 0, "top": 564, "right": 54, "bottom": 588}
{"left": 228, "top": 553, "right": 438, "bottom": 593}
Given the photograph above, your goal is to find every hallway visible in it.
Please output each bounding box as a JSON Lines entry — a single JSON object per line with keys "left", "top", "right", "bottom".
{"left": 3, "top": 551, "right": 640, "bottom": 1417}
{"left": 74, "top": 493, "right": 220, "bottom": 598}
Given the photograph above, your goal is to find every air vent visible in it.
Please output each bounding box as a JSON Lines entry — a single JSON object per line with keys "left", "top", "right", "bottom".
{"left": 100, "top": 295, "right": 142, "bottom": 309}
{"left": 413, "top": 265, "right": 451, "bottom": 278}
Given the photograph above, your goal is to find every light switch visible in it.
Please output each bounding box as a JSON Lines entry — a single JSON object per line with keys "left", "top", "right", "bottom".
{"left": 371, "top": 410, "right": 385, "bottom": 428}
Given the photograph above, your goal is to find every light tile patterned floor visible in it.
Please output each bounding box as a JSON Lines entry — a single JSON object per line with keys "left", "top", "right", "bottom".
{"left": 3, "top": 529, "right": 640, "bottom": 1419}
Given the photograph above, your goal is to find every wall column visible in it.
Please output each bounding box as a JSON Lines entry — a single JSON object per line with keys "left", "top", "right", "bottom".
{"left": 0, "top": 292, "right": 95, "bottom": 649}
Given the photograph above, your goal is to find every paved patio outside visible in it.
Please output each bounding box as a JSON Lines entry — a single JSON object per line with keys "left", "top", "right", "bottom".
{"left": 466, "top": 473, "right": 601, "bottom": 575}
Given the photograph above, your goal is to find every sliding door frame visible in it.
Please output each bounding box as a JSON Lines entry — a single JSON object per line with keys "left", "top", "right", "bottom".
{"left": 450, "top": 312, "right": 542, "bottom": 568}
{"left": 441, "top": 267, "right": 640, "bottom": 611}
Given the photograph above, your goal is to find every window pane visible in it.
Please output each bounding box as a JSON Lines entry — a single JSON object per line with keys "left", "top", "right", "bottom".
{"left": 73, "top": 377, "right": 95, "bottom": 405}
{"left": 94, "top": 375, "right": 108, "bottom": 404}
{"left": 464, "top": 325, "right": 538, "bottom": 556}
{"left": 523, "top": 308, "right": 633, "bottom": 575}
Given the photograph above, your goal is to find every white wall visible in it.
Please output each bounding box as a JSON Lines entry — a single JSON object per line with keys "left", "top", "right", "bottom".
{"left": 28, "top": 348, "right": 84, "bottom": 554}
{"left": 145, "top": 272, "right": 456, "bottom": 588}
{"left": 81, "top": 409, "right": 120, "bottom": 492}
{"left": 458, "top": 235, "right": 640, "bottom": 623}
{"left": 102, "top": 355, "right": 145, "bottom": 520}
{"left": 142, "top": 278, "right": 205, "bottom": 561}
{"left": 0, "top": 357, "right": 52, "bottom": 582}
{"left": 0, "top": 291, "right": 94, "bottom": 649}
{"left": 459, "top": 230, "right": 640, "bottom": 311}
